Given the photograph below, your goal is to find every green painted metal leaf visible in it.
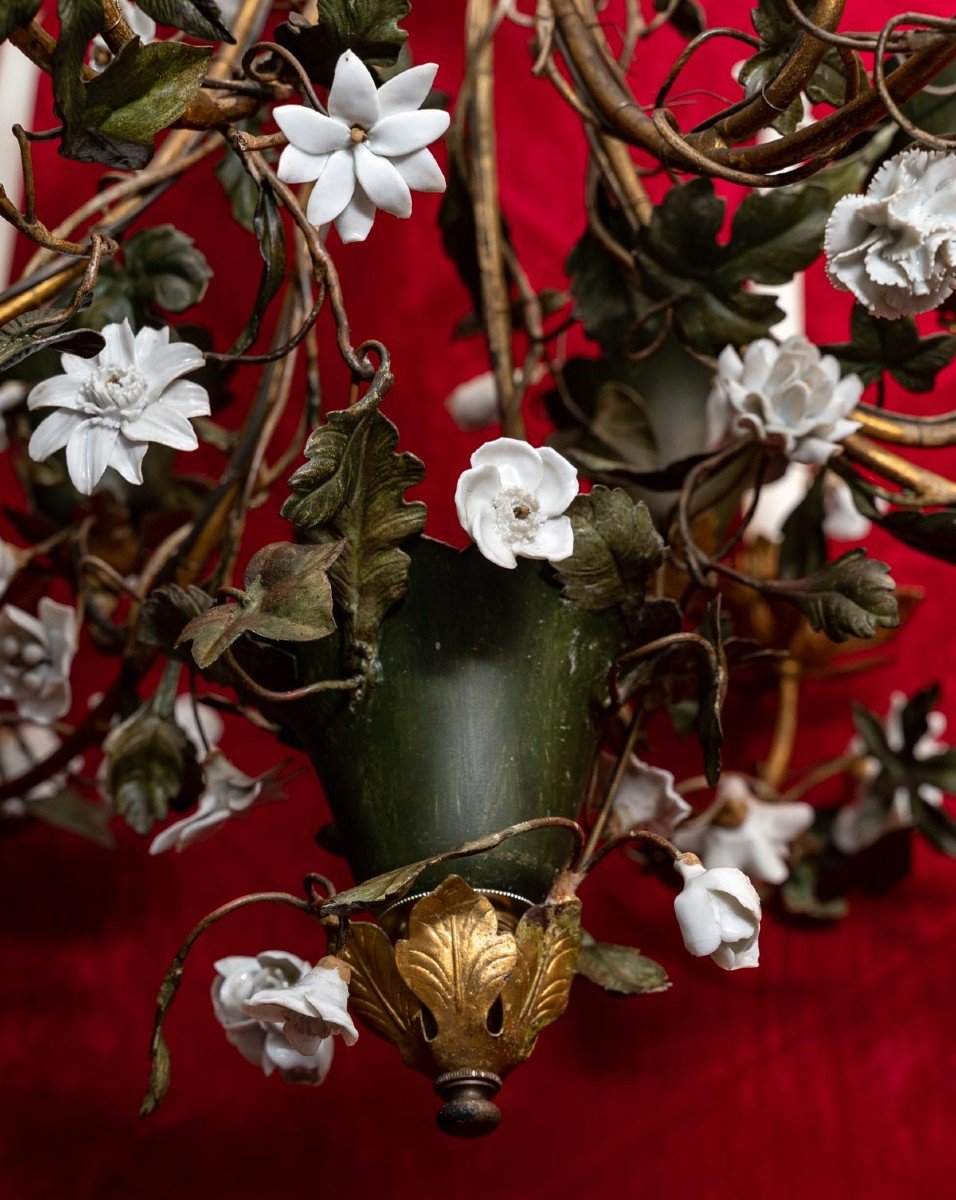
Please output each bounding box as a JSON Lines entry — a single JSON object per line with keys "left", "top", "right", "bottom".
{"left": 60, "top": 38, "right": 211, "bottom": 169}
{"left": 555, "top": 486, "right": 663, "bottom": 615}
{"left": 576, "top": 932, "right": 671, "bottom": 995}
{"left": 177, "top": 541, "right": 342, "bottom": 669}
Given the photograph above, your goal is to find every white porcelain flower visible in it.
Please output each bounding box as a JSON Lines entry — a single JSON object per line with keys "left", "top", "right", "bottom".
{"left": 605, "top": 753, "right": 692, "bottom": 838}
{"left": 674, "top": 773, "right": 814, "bottom": 885}
{"left": 834, "top": 692, "right": 949, "bottom": 853}
{"left": 148, "top": 750, "right": 287, "bottom": 854}
{"left": 673, "top": 854, "right": 761, "bottom": 971}
{"left": 0, "top": 598, "right": 77, "bottom": 724}
{"left": 445, "top": 371, "right": 499, "bottom": 431}
{"left": 822, "top": 474, "right": 872, "bottom": 542}
{"left": 28, "top": 320, "right": 209, "bottom": 495}
{"left": 275, "top": 50, "right": 449, "bottom": 243}
{"left": 455, "top": 437, "right": 578, "bottom": 568}
{"left": 241, "top": 956, "right": 359, "bottom": 1053}
{"left": 0, "top": 380, "right": 27, "bottom": 451}
{"left": 212, "top": 952, "right": 334, "bottom": 1085}
{"left": 172, "top": 692, "right": 224, "bottom": 756}
{"left": 707, "top": 336, "right": 863, "bottom": 466}
{"left": 825, "top": 148, "right": 956, "bottom": 319}
{"left": 744, "top": 463, "right": 871, "bottom": 545}
{"left": 0, "top": 538, "right": 18, "bottom": 595}
{"left": 0, "top": 721, "right": 63, "bottom": 817}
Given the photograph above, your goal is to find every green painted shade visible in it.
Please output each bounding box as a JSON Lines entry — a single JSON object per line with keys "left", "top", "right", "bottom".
{"left": 285, "top": 537, "right": 627, "bottom": 901}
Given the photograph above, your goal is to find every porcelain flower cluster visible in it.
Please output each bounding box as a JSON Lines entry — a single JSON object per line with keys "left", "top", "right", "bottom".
{"left": 826, "top": 148, "right": 956, "bottom": 319}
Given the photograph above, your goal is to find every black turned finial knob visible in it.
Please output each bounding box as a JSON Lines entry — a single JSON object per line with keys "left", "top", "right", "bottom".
{"left": 434, "top": 1070, "right": 502, "bottom": 1138}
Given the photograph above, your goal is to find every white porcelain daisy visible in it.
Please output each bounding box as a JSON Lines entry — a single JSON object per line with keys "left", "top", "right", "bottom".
{"left": 274, "top": 50, "right": 449, "bottom": 243}
{"left": 27, "top": 320, "right": 209, "bottom": 495}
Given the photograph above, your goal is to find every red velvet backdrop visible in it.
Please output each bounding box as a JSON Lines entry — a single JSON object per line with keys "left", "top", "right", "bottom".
{"left": 2, "top": 3, "right": 955, "bottom": 1197}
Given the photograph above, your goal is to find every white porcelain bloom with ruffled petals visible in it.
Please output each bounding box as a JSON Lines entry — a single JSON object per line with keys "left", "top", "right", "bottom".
{"left": 834, "top": 692, "right": 950, "bottom": 853}
{"left": 674, "top": 773, "right": 814, "bottom": 885}
{"left": 0, "top": 598, "right": 77, "bottom": 724}
{"left": 673, "top": 855, "right": 761, "bottom": 971}
{"left": 275, "top": 50, "right": 449, "bottom": 243}
{"left": 241, "top": 956, "right": 359, "bottom": 1054}
{"left": 707, "top": 335, "right": 863, "bottom": 466}
{"left": 606, "top": 753, "right": 692, "bottom": 839}
{"left": 27, "top": 319, "right": 209, "bottom": 495}
{"left": 456, "top": 437, "right": 578, "bottom": 569}
{"left": 148, "top": 750, "right": 287, "bottom": 854}
{"left": 212, "top": 952, "right": 334, "bottom": 1085}
{"left": 826, "top": 149, "right": 956, "bottom": 319}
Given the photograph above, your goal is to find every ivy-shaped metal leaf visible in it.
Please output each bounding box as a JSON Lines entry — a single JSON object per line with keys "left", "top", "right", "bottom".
{"left": 575, "top": 931, "right": 671, "bottom": 995}
{"left": 103, "top": 706, "right": 201, "bottom": 835}
{"left": 60, "top": 38, "right": 211, "bottom": 169}
{"left": 554, "top": 485, "right": 663, "bottom": 616}
{"left": 0, "top": 316, "right": 103, "bottom": 372}
{"left": 275, "top": 0, "right": 411, "bottom": 87}
{"left": 652, "top": 0, "right": 705, "bottom": 39}
{"left": 283, "top": 390, "right": 425, "bottom": 660}
{"left": 0, "top": 0, "right": 41, "bottom": 41}
{"left": 766, "top": 549, "right": 900, "bottom": 642}
{"left": 230, "top": 178, "right": 286, "bottom": 354}
{"left": 177, "top": 540, "right": 342, "bottom": 669}
{"left": 823, "top": 305, "right": 956, "bottom": 393}
{"left": 80, "top": 226, "right": 212, "bottom": 329}
{"left": 25, "top": 786, "right": 116, "bottom": 848}
{"left": 135, "top": 0, "right": 235, "bottom": 43}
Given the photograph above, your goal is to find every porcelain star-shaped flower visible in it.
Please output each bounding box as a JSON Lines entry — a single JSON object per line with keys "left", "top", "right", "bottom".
{"left": 274, "top": 50, "right": 450, "bottom": 243}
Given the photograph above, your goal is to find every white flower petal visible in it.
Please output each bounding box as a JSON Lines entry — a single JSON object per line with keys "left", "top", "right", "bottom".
{"left": 445, "top": 371, "right": 499, "bottom": 431}
{"left": 59, "top": 353, "right": 97, "bottom": 380}
{"left": 26, "top": 375, "right": 86, "bottom": 412}
{"left": 306, "top": 149, "right": 356, "bottom": 227}
{"left": 471, "top": 437, "right": 544, "bottom": 491}
{"left": 375, "top": 63, "right": 438, "bottom": 119}
{"left": 391, "top": 147, "right": 446, "bottom": 194}
{"left": 109, "top": 438, "right": 148, "bottom": 485}
{"left": 274, "top": 106, "right": 350, "bottom": 155}
{"left": 277, "top": 145, "right": 330, "bottom": 185}
{"left": 29, "top": 410, "right": 87, "bottom": 461}
{"left": 139, "top": 342, "right": 206, "bottom": 403}
{"left": 334, "top": 185, "right": 377, "bottom": 243}
{"left": 100, "top": 319, "right": 137, "bottom": 366}
{"left": 367, "top": 109, "right": 450, "bottom": 157}
{"left": 475, "top": 507, "right": 518, "bottom": 568}
{"left": 455, "top": 462, "right": 502, "bottom": 536}
{"left": 534, "top": 447, "right": 578, "bottom": 517}
{"left": 66, "top": 423, "right": 119, "bottom": 494}
{"left": 123, "top": 405, "right": 199, "bottom": 451}
{"left": 353, "top": 143, "right": 412, "bottom": 218}
{"left": 327, "top": 50, "right": 380, "bottom": 129}
{"left": 159, "top": 379, "right": 212, "bottom": 420}
{"left": 525, "top": 515, "right": 574, "bottom": 562}
{"left": 133, "top": 325, "right": 170, "bottom": 362}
